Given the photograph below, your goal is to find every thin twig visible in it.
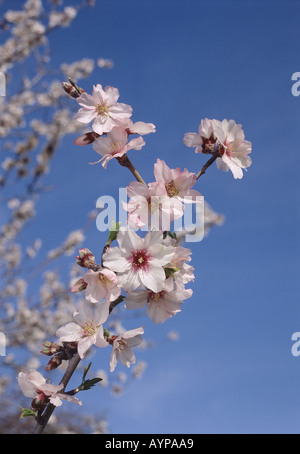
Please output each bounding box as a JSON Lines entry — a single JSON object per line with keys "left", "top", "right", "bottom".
{"left": 116, "top": 155, "right": 147, "bottom": 186}
{"left": 196, "top": 155, "right": 217, "bottom": 180}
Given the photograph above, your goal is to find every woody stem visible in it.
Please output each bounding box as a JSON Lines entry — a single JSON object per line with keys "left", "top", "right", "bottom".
{"left": 33, "top": 352, "right": 81, "bottom": 434}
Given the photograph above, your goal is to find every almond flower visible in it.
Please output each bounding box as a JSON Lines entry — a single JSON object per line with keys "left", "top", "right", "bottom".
{"left": 123, "top": 181, "right": 152, "bottom": 229}
{"left": 18, "top": 369, "right": 82, "bottom": 407}
{"left": 73, "top": 120, "right": 156, "bottom": 147}
{"left": 56, "top": 301, "right": 109, "bottom": 358}
{"left": 213, "top": 119, "right": 252, "bottom": 180}
{"left": 150, "top": 159, "right": 202, "bottom": 228}
{"left": 152, "top": 159, "right": 201, "bottom": 201}
{"left": 125, "top": 286, "right": 192, "bottom": 324}
{"left": 123, "top": 180, "right": 177, "bottom": 230}
{"left": 102, "top": 229, "right": 175, "bottom": 293}
{"left": 162, "top": 237, "right": 195, "bottom": 291}
{"left": 108, "top": 327, "right": 144, "bottom": 372}
{"left": 183, "top": 118, "right": 217, "bottom": 154}
{"left": 83, "top": 268, "right": 121, "bottom": 303}
{"left": 75, "top": 84, "right": 132, "bottom": 135}
{"left": 92, "top": 126, "right": 145, "bottom": 168}
{"left": 123, "top": 160, "right": 202, "bottom": 231}
{"left": 183, "top": 118, "right": 252, "bottom": 179}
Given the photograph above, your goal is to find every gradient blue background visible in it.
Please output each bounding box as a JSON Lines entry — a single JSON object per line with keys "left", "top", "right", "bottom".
{"left": 5, "top": 0, "right": 300, "bottom": 434}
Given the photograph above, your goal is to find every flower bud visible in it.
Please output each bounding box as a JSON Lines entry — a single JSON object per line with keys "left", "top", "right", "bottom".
{"left": 76, "top": 248, "right": 96, "bottom": 268}
{"left": 70, "top": 278, "right": 87, "bottom": 293}
{"left": 74, "top": 131, "right": 99, "bottom": 146}
{"left": 46, "top": 353, "right": 63, "bottom": 371}
{"left": 62, "top": 79, "right": 85, "bottom": 98}
{"left": 41, "top": 341, "right": 61, "bottom": 356}
{"left": 62, "top": 81, "right": 81, "bottom": 98}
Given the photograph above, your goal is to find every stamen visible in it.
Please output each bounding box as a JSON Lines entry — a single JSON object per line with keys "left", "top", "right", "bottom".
{"left": 96, "top": 103, "right": 110, "bottom": 117}
{"left": 80, "top": 319, "right": 97, "bottom": 336}
{"left": 165, "top": 180, "right": 180, "bottom": 197}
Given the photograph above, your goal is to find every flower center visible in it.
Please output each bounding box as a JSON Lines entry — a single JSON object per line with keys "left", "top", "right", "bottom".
{"left": 147, "top": 290, "right": 165, "bottom": 303}
{"left": 219, "top": 138, "right": 233, "bottom": 157}
{"left": 98, "top": 273, "right": 110, "bottom": 285}
{"left": 130, "top": 248, "right": 151, "bottom": 271}
{"left": 81, "top": 319, "right": 97, "bottom": 337}
{"left": 108, "top": 140, "right": 123, "bottom": 156}
{"left": 96, "top": 103, "right": 110, "bottom": 117}
{"left": 165, "top": 180, "right": 180, "bottom": 197}
{"left": 109, "top": 335, "right": 127, "bottom": 350}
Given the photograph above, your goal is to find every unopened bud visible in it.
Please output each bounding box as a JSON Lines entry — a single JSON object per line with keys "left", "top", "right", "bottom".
{"left": 62, "top": 81, "right": 81, "bottom": 98}
{"left": 76, "top": 248, "right": 96, "bottom": 268}
{"left": 74, "top": 131, "right": 99, "bottom": 146}
{"left": 41, "top": 341, "right": 61, "bottom": 356}
{"left": 70, "top": 278, "right": 87, "bottom": 293}
{"left": 46, "top": 353, "right": 63, "bottom": 371}
{"left": 62, "top": 77, "right": 86, "bottom": 98}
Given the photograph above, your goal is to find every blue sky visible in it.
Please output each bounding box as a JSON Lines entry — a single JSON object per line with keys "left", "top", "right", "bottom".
{"left": 5, "top": 0, "right": 300, "bottom": 433}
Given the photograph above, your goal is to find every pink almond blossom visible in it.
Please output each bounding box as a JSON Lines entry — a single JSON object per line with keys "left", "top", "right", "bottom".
{"left": 18, "top": 369, "right": 82, "bottom": 407}
{"left": 125, "top": 286, "right": 193, "bottom": 324}
{"left": 152, "top": 159, "right": 201, "bottom": 201}
{"left": 162, "top": 237, "right": 195, "bottom": 291}
{"left": 75, "top": 84, "right": 132, "bottom": 135}
{"left": 56, "top": 300, "right": 109, "bottom": 359}
{"left": 83, "top": 268, "right": 121, "bottom": 303}
{"left": 213, "top": 119, "right": 252, "bottom": 179}
{"left": 123, "top": 180, "right": 179, "bottom": 231}
{"left": 183, "top": 118, "right": 252, "bottom": 179}
{"left": 108, "top": 327, "right": 144, "bottom": 372}
{"left": 102, "top": 229, "right": 175, "bottom": 293}
{"left": 183, "top": 118, "right": 217, "bottom": 154}
{"left": 92, "top": 126, "right": 145, "bottom": 168}
{"left": 122, "top": 181, "right": 152, "bottom": 229}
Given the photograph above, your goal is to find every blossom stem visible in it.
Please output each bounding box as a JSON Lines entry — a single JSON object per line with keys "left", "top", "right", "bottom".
{"left": 33, "top": 352, "right": 81, "bottom": 434}
{"left": 196, "top": 155, "right": 217, "bottom": 180}
{"left": 116, "top": 155, "right": 147, "bottom": 186}
{"left": 109, "top": 295, "right": 125, "bottom": 314}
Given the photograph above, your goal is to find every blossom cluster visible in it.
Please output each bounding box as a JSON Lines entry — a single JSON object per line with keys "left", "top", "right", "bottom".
{"left": 17, "top": 80, "right": 252, "bottom": 426}
{"left": 183, "top": 118, "right": 252, "bottom": 179}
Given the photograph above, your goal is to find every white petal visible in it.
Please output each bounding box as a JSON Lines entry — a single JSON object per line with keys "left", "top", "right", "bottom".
{"left": 75, "top": 108, "right": 96, "bottom": 124}
{"left": 121, "top": 268, "right": 141, "bottom": 291}
{"left": 92, "top": 84, "right": 107, "bottom": 104}
{"left": 125, "top": 290, "right": 148, "bottom": 309}
{"left": 110, "top": 350, "right": 118, "bottom": 372}
{"left": 77, "top": 336, "right": 94, "bottom": 359}
{"left": 119, "top": 348, "right": 136, "bottom": 368}
{"left": 118, "top": 228, "right": 144, "bottom": 252}
{"left": 75, "top": 300, "right": 94, "bottom": 324}
{"left": 94, "top": 326, "right": 108, "bottom": 348}
{"left": 140, "top": 264, "right": 165, "bottom": 292}
{"left": 56, "top": 322, "right": 82, "bottom": 342}
{"left": 94, "top": 301, "right": 110, "bottom": 325}
{"left": 183, "top": 132, "right": 202, "bottom": 148}
{"left": 104, "top": 85, "right": 119, "bottom": 104}
{"left": 102, "top": 247, "right": 130, "bottom": 272}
